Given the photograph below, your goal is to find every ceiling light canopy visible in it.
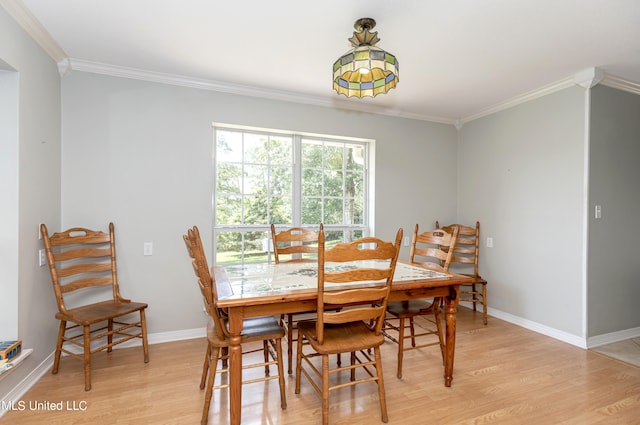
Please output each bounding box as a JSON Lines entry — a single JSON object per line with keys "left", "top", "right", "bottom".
{"left": 333, "top": 18, "right": 399, "bottom": 98}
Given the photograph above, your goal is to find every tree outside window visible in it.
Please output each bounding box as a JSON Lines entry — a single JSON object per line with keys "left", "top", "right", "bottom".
{"left": 214, "top": 125, "right": 369, "bottom": 265}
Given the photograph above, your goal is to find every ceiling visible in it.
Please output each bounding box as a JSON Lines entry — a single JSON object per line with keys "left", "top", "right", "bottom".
{"left": 5, "top": 0, "right": 640, "bottom": 123}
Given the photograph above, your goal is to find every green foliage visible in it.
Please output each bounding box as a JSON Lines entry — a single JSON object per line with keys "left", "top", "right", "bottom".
{"left": 214, "top": 128, "right": 367, "bottom": 261}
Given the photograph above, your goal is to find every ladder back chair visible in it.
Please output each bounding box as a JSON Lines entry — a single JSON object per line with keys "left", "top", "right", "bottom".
{"left": 270, "top": 224, "right": 324, "bottom": 375}
{"left": 295, "top": 226, "right": 403, "bottom": 425}
{"left": 184, "top": 226, "right": 286, "bottom": 425}
{"left": 40, "top": 223, "right": 149, "bottom": 391}
{"left": 383, "top": 223, "right": 459, "bottom": 379}
{"left": 436, "top": 221, "right": 488, "bottom": 324}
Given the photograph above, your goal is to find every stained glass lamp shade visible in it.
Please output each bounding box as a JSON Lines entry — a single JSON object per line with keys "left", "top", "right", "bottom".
{"left": 333, "top": 18, "right": 399, "bottom": 98}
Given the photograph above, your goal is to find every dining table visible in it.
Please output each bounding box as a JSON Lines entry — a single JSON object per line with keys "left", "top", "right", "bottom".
{"left": 213, "top": 260, "right": 473, "bottom": 425}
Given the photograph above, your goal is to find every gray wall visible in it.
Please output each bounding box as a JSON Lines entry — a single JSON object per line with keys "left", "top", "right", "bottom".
{"left": 588, "top": 85, "right": 640, "bottom": 336}
{"left": 0, "top": 6, "right": 61, "bottom": 396}
{"left": 60, "top": 71, "right": 459, "bottom": 335}
{"left": 457, "top": 87, "right": 587, "bottom": 339}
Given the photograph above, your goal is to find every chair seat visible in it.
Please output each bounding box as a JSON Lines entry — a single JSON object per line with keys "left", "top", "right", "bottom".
{"left": 207, "top": 316, "right": 285, "bottom": 347}
{"left": 386, "top": 299, "right": 438, "bottom": 317}
{"left": 460, "top": 273, "right": 487, "bottom": 285}
{"left": 297, "top": 320, "right": 385, "bottom": 355}
{"left": 55, "top": 300, "right": 148, "bottom": 325}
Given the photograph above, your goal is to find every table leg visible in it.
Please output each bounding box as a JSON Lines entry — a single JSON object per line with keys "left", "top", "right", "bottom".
{"left": 444, "top": 285, "right": 459, "bottom": 387}
{"left": 228, "top": 309, "right": 244, "bottom": 425}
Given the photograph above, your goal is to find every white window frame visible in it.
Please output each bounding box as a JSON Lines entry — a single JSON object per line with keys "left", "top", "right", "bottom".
{"left": 212, "top": 123, "right": 374, "bottom": 265}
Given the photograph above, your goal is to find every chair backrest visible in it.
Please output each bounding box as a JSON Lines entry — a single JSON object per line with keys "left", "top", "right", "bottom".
{"left": 41, "top": 223, "right": 126, "bottom": 315}
{"left": 436, "top": 221, "right": 480, "bottom": 277}
{"left": 183, "top": 226, "right": 227, "bottom": 340}
{"left": 315, "top": 226, "right": 403, "bottom": 344}
{"left": 270, "top": 224, "right": 319, "bottom": 264}
{"left": 409, "top": 223, "right": 459, "bottom": 272}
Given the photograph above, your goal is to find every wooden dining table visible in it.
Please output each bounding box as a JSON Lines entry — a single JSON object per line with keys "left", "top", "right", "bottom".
{"left": 213, "top": 260, "right": 473, "bottom": 425}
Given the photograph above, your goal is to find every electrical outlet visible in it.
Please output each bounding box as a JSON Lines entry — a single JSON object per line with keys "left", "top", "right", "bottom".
{"left": 403, "top": 236, "right": 410, "bottom": 247}
{"left": 486, "top": 237, "right": 493, "bottom": 248}
{"left": 595, "top": 205, "right": 602, "bottom": 219}
{"left": 144, "top": 242, "right": 153, "bottom": 256}
{"left": 39, "top": 249, "right": 46, "bottom": 266}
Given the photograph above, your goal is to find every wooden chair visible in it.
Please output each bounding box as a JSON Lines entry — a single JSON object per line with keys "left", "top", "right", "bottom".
{"left": 270, "top": 224, "right": 322, "bottom": 375}
{"left": 40, "top": 223, "right": 149, "bottom": 391}
{"left": 437, "top": 221, "right": 488, "bottom": 325}
{"left": 184, "top": 226, "right": 286, "bottom": 425}
{"left": 383, "top": 224, "right": 459, "bottom": 379}
{"left": 294, "top": 226, "right": 403, "bottom": 425}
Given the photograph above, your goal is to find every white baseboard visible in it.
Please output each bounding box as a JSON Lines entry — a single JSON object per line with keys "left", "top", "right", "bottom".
{"left": 0, "top": 326, "right": 205, "bottom": 418}
{"left": 486, "top": 307, "right": 588, "bottom": 348}
{"left": 587, "top": 326, "right": 640, "bottom": 348}
{"left": 483, "top": 305, "right": 640, "bottom": 350}
{"left": 0, "top": 351, "right": 53, "bottom": 418}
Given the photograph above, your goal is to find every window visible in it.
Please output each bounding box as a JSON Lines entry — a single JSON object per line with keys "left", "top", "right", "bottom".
{"left": 213, "top": 124, "right": 371, "bottom": 265}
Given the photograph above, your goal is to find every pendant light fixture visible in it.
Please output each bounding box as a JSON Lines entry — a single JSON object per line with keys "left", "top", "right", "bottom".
{"left": 333, "top": 18, "right": 399, "bottom": 98}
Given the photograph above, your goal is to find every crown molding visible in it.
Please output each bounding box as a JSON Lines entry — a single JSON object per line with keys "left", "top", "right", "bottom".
{"left": 62, "top": 59, "right": 640, "bottom": 128}
{"left": 5, "top": 0, "right": 639, "bottom": 128}
{"left": 61, "top": 58, "right": 456, "bottom": 125}
{"left": 0, "top": 0, "right": 66, "bottom": 61}
{"left": 601, "top": 74, "right": 640, "bottom": 95}
{"left": 459, "top": 77, "right": 576, "bottom": 126}
{"left": 574, "top": 67, "right": 605, "bottom": 89}
{"left": 458, "top": 68, "right": 640, "bottom": 127}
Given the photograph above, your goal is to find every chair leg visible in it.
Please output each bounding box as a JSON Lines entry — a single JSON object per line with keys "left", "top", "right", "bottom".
{"left": 52, "top": 320, "right": 66, "bottom": 375}
{"left": 83, "top": 325, "right": 92, "bottom": 391}
{"left": 221, "top": 347, "right": 228, "bottom": 368}
{"left": 140, "top": 309, "right": 150, "bottom": 363}
{"left": 287, "top": 314, "right": 294, "bottom": 375}
{"left": 350, "top": 351, "right": 356, "bottom": 381}
{"left": 471, "top": 283, "right": 477, "bottom": 311}
{"left": 201, "top": 346, "right": 221, "bottom": 425}
{"left": 294, "top": 332, "right": 304, "bottom": 394}
{"left": 321, "top": 354, "right": 330, "bottom": 425}
{"left": 275, "top": 338, "right": 287, "bottom": 409}
{"left": 409, "top": 317, "right": 416, "bottom": 347}
{"left": 107, "top": 319, "right": 113, "bottom": 353}
{"left": 263, "top": 340, "right": 270, "bottom": 376}
{"left": 397, "top": 317, "right": 405, "bottom": 379}
{"left": 200, "top": 343, "right": 211, "bottom": 390}
{"left": 482, "top": 284, "right": 488, "bottom": 325}
{"left": 374, "top": 346, "right": 389, "bottom": 423}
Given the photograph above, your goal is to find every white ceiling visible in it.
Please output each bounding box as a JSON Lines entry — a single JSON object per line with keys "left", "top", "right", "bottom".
{"left": 5, "top": 0, "right": 640, "bottom": 122}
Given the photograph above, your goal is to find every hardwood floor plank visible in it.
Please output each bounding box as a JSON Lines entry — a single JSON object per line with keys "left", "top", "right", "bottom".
{"left": 2, "top": 307, "right": 639, "bottom": 424}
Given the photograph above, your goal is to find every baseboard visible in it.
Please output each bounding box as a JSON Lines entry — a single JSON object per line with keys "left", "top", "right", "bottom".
{"left": 0, "top": 326, "right": 205, "bottom": 418}
{"left": 587, "top": 326, "right": 640, "bottom": 348}
{"left": 484, "top": 306, "right": 640, "bottom": 350}
{"left": 480, "top": 306, "right": 588, "bottom": 349}
{"left": 0, "top": 351, "right": 53, "bottom": 419}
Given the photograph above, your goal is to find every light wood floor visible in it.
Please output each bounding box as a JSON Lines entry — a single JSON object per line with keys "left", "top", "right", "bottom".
{"left": 2, "top": 307, "right": 640, "bottom": 425}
